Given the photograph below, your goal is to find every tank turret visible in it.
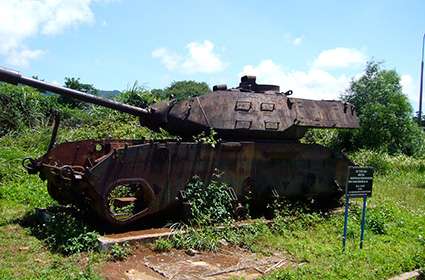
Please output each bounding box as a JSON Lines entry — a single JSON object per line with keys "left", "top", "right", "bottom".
{"left": 0, "top": 68, "right": 359, "bottom": 140}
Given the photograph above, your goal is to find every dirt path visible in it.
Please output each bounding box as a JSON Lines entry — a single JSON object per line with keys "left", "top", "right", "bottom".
{"left": 100, "top": 246, "right": 293, "bottom": 280}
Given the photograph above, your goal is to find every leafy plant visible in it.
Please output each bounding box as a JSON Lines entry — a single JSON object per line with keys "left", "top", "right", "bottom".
{"left": 271, "top": 199, "right": 323, "bottom": 234}
{"left": 26, "top": 206, "right": 99, "bottom": 255}
{"left": 115, "top": 81, "right": 158, "bottom": 108}
{"left": 171, "top": 226, "right": 221, "bottom": 251}
{"left": 363, "top": 205, "right": 394, "bottom": 235}
{"left": 193, "top": 128, "right": 219, "bottom": 147}
{"left": 109, "top": 242, "right": 132, "bottom": 261}
{"left": 184, "top": 170, "right": 233, "bottom": 225}
{"left": 153, "top": 238, "right": 173, "bottom": 252}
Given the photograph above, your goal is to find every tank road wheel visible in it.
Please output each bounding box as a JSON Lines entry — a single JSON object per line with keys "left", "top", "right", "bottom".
{"left": 102, "top": 178, "right": 155, "bottom": 227}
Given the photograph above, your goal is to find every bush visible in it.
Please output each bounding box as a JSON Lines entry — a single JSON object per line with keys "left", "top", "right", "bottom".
{"left": 0, "top": 83, "right": 54, "bottom": 136}
{"left": 26, "top": 206, "right": 99, "bottom": 255}
{"left": 349, "top": 150, "right": 425, "bottom": 174}
{"left": 153, "top": 238, "right": 173, "bottom": 252}
{"left": 169, "top": 221, "right": 271, "bottom": 252}
{"left": 171, "top": 226, "right": 222, "bottom": 251}
{"left": 193, "top": 128, "right": 219, "bottom": 147}
{"left": 109, "top": 243, "right": 132, "bottom": 261}
{"left": 271, "top": 199, "right": 323, "bottom": 234}
{"left": 300, "top": 128, "right": 340, "bottom": 148}
{"left": 115, "top": 82, "right": 159, "bottom": 108}
{"left": 184, "top": 171, "right": 234, "bottom": 225}
{"left": 365, "top": 206, "right": 394, "bottom": 235}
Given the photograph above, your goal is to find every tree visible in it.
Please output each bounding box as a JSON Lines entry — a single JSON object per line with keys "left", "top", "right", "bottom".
{"left": 152, "top": 80, "right": 210, "bottom": 101}
{"left": 60, "top": 77, "right": 98, "bottom": 108}
{"left": 341, "top": 61, "right": 425, "bottom": 156}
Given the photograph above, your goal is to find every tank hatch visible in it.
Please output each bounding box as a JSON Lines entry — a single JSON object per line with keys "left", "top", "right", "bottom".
{"left": 238, "top": 75, "right": 280, "bottom": 93}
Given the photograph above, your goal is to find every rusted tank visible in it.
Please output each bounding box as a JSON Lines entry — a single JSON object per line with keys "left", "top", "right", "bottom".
{"left": 0, "top": 68, "right": 359, "bottom": 227}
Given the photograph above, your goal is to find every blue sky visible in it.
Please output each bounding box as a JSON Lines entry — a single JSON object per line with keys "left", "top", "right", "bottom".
{"left": 0, "top": 0, "right": 424, "bottom": 109}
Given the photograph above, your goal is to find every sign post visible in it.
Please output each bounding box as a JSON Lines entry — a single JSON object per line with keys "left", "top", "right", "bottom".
{"left": 342, "top": 166, "right": 374, "bottom": 252}
{"left": 359, "top": 194, "right": 368, "bottom": 249}
{"left": 342, "top": 193, "right": 350, "bottom": 251}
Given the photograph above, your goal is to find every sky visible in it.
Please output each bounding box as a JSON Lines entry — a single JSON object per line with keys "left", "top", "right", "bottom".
{"left": 0, "top": 0, "right": 424, "bottom": 110}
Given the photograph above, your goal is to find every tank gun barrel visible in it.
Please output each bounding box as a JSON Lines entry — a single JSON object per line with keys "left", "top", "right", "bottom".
{"left": 0, "top": 67, "right": 149, "bottom": 116}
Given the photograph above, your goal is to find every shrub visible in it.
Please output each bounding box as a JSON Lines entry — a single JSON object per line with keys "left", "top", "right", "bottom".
{"left": 26, "top": 206, "right": 99, "bottom": 255}
{"left": 171, "top": 226, "right": 221, "bottom": 251}
{"left": 0, "top": 83, "right": 54, "bottom": 136}
{"left": 115, "top": 82, "right": 159, "bottom": 108}
{"left": 300, "top": 128, "right": 340, "bottom": 148}
{"left": 153, "top": 238, "right": 173, "bottom": 252}
{"left": 109, "top": 243, "right": 132, "bottom": 261}
{"left": 193, "top": 128, "right": 219, "bottom": 147}
{"left": 349, "top": 150, "right": 425, "bottom": 174}
{"left": 365, "top": 207, "right": 393, "bottom": 235}
{"left": 184, "top": 171, "right": 233, "bottom": 225}
{"left": 271, "top": 199, "right": 323, "bottom": 234}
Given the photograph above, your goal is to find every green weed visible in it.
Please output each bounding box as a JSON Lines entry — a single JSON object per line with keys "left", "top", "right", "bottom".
{"left": 183, "top": 171, "right": 234, "bottom": 225}
{"left": 24, "top": 206, "right": 99, "bottom": 255}
{"left": 153, "top": 238, "right": 173, "bottom": 252}
{"left": 108, "top": 243, "right": 132, "bottom": 261}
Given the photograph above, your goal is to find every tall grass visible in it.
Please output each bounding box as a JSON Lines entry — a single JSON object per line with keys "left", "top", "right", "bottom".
{"left": 349, "top": 149, "right": 425, "bottom": 174}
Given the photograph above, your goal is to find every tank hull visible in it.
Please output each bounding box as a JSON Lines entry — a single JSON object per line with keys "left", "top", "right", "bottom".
{"left": 30, "top": 139, "right": 351, "bottom": 227}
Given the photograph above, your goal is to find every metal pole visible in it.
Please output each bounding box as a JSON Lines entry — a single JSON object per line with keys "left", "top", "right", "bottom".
{"left": 419, "top": 33, "right": 425, "bottom": 125}
{"left": 342, "top": 194, "right": 350, "bottom": 252}
{"left": 359, "top": 194, "right": 368, "bottom": 249}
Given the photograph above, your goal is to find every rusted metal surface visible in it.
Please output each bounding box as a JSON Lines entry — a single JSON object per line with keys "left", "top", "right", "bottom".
{"left": 26, "top": 140, "right": 352, "bottom": 227}
{"left": 0, "top": 67, "right": 359, "bottom": 227}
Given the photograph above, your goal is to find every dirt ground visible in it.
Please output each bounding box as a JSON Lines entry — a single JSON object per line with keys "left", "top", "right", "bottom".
{"left": 100, "top": 246, "right": 293, "bottom": 280}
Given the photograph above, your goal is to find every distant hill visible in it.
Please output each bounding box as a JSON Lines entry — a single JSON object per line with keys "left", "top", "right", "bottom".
{"left": 98, "top": 90, "right": 121, "bottom": 99}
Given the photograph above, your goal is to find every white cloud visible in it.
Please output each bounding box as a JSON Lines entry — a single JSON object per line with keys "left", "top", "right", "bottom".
{"left": 0, "top": 0, "right": 98, "bottom": 67}
{"left": 240, "top": 50, "right": 422, "bottom": 109}
{"left": 313, "top": 48, "right": 366, "bottom": 69}
{"left": 6, "top": 49, "right": 45, "bottom": 67}
{"left": 152, "top": 40, "right": 226, "bottom": 74}
{"left": 292, "top": 36, "right": 303, "bottom": 46}
{"left": 400, "top": 74, "right": 419, "bottom": 110}
{"left": 152, "top": 48, "right": 181, "bottom": 71}
{"left": 241, "top": 59, "right": 351, "bottom": 100}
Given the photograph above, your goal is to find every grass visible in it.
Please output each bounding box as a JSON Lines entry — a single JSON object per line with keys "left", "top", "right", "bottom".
{"left": 0, "top": 126, "right": 135, "bottom": 279}
{"left": 259, "top": 170, "right": 425, "bottom": 279}
{"left": 152, "top": 169, "right": 425, "bottom": 279}
{"left": 1, "top": 127, "right": 424, "bottom": 279}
